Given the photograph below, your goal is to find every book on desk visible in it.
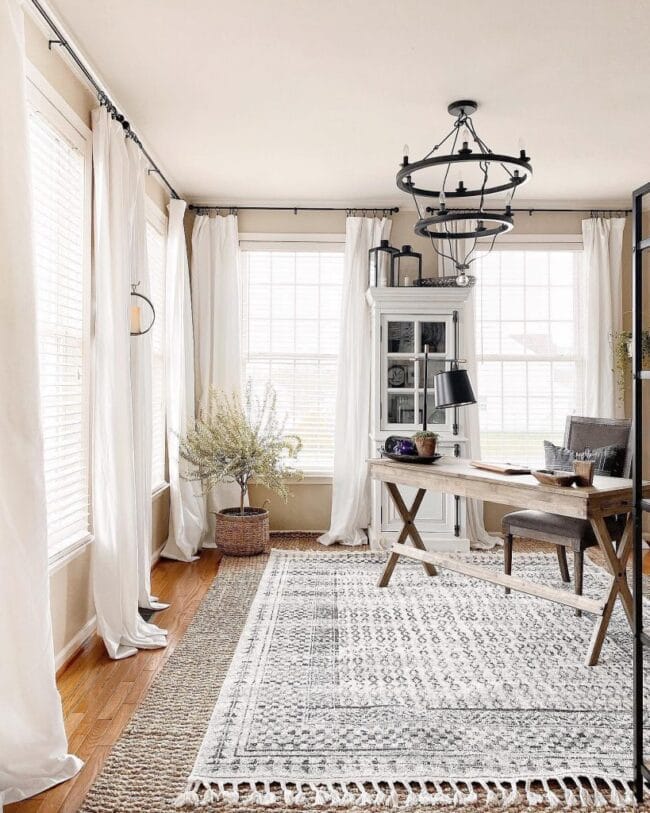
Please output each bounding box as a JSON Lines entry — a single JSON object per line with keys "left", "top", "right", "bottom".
{"left": 470, "top": 460, "right": 531, "bottom": 475}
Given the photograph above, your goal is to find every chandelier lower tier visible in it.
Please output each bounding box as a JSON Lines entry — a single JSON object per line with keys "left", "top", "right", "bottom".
{"left": 397, "top": 100, "right": 533, "bottom": 282}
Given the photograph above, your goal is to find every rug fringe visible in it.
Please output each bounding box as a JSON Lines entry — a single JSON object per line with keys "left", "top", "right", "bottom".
{"left": 174, "top": 775, "right": 642, "bottom": 808}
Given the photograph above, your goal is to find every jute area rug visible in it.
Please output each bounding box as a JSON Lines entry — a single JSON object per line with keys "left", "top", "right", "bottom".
{"left": 81, "top": 540, "right": 646, "bottom": 812}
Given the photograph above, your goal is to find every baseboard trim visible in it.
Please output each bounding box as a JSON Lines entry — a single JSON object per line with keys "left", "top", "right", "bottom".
{"left": 270, "top": 530, "right": 325, "bottom": 537}
{"left": 54, "top": 543, "right": 168, "bottom": 675}
{"left": 151, "top": 541, "right": 167, "bottom": 566}
{"left": 55, "top": 615, "right": 97, "bottom": 674}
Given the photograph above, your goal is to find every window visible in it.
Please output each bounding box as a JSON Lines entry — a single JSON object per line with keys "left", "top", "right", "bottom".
{"left": 474, "top": 247, "right": 584, "bottom": 466}
{"left": 27, "top": 74, "right": 91, "bottom": 557}
{"left": 146, "top": 213, "right": 167, "bottom": 489}
{"left": 241, "top": 244, "right": 344, "bottom": 475}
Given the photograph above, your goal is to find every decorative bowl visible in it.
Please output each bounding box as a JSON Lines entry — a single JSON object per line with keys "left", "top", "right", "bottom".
{"left": 531, "top": 469, "right": 577, "bottom": 487}
{"left": 381, "top": 451, "right": 443, "bottom": 465}
{"left": 412, "top": 275, "right": 476, "bottom": 288}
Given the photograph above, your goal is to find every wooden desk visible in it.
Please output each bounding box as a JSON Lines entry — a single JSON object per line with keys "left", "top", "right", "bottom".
{"left": 369, "top": 457, "right": 649, "bottom": 666}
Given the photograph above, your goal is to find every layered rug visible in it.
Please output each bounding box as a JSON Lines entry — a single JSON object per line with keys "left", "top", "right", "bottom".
{"left": 82, "top": 546, "right": 648, "bottom": 811}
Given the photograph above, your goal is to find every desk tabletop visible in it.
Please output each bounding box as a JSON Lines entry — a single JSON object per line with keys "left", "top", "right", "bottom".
{"left": 368, "top": 457, "right": 649, "bottom": 519}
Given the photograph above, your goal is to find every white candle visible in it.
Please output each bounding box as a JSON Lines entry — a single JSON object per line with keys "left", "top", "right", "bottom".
{"left": 130, "top": 304, "right": 142, "bottom": 334}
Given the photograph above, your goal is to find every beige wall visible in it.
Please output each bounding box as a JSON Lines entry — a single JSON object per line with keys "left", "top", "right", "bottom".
{"left": 24, "top": 13, "right": 172, "bottom": 666}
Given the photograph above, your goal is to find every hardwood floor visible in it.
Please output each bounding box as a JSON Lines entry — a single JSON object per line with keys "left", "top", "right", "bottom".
{"left": 7, "top": 550, "right": 222, "bottom": 813}
{"left": 7, "top": 540, "right": 650, "bottom": 812}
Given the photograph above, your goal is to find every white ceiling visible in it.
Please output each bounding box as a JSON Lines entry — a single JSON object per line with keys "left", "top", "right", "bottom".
{"left": 47, "top": 0, "right": 650, "bottom": 206}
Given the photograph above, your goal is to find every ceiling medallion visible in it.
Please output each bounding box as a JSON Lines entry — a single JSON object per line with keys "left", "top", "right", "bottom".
{"left": 397, "top": 100, "right": 532, "bottom": 285}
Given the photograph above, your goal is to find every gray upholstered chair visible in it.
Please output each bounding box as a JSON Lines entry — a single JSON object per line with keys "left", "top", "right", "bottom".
{"left": 502, "top": 416, "right": 633, "bottom": 616}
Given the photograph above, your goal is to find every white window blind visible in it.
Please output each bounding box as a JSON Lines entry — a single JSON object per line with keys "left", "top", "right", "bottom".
{"left": 241, "top": 248, "right": 344, "bottom": 475}
{"left": 147, "top": 218, "right": 167, "bottom": 489}
{"left": 28, "top": 104, "right": 90, "bottom": 555}
{"left": 474, "top": 249, "right": 584, "bottom": 466}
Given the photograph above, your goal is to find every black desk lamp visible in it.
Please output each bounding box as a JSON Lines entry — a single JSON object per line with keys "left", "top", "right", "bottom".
{"left": 433, "top": 361, "right": 476, "bottom": 410}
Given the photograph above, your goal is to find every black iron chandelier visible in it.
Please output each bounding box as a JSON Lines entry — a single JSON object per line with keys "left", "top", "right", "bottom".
{"left": 397, "top": 100, "right": 532, "bottom": 285}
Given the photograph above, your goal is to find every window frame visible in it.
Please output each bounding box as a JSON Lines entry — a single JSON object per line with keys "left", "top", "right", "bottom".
{"left": 26, "top": 65, "right": 94, "bottom": 566}
{"left": 473, "top": 234, "right": 585, "bottom": 466}
{"left": 239, "top": 233, "right": 345, "bottom": 481}
{"left": 146, "top": 200, "right": 169, "bottom": 494}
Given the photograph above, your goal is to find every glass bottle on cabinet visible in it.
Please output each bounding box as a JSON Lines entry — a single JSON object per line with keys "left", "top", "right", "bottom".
{"left": 383, "top": 317, "right": 451, "bottom": 430}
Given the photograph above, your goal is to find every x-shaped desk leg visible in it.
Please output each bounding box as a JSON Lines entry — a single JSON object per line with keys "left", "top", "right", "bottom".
{"left": 585, "top": 514, "right": 634, "bottom": 666}
{"left": 377, "top": 483, "right": 437, "bottom": 587}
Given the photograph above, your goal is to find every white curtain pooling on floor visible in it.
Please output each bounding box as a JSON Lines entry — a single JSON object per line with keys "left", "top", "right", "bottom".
{"left": 0, "top": 0, "right": 82, "bottom": 802}
{"left": 442, "top": 221, "right": 500, "bottom": 550}
{"left": 581, "top": 217, "right": 626, "bottom": 419}
{"left": 162, "top": 200, "right": 207, "bottom": 561}
{"left": 91, "top": 106, "right": 168, "bottom": 658}
{"left": 319, "top": 216, "right": 391, "bottom": 546}
{"left": 191, "top": 214, "right": 243, "bottom": 534}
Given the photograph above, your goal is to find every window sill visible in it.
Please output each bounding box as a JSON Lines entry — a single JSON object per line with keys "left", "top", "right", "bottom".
{"left": 48, "top": 532, "right": 93, "bottom": 574}
{"left": 250, "top": 475, "right": 333, "bottom": 487}
{"left": 292, "top": 475, "right": 332, "bottom": 485}
{"left": 152, "top": 481, "right": 170, "bottom": 498}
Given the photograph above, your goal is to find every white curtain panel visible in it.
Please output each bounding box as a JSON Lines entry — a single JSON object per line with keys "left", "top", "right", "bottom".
{"left": 442, "top": 222, "right": 500, "bottom": 550}
{"left": 319, "top": 216, "right": 391, "bottom": 546}
{"left": 91, "top": 106, "right": 168, "bottom": 659}
{"left": 0, "top": 0, "right": 82, "bottom": 802}
{"left": 128, "top": 141, "right": 167, "bottom": 610}
{"left": 162, "top": 200, "right": 206, "bottom": 561}
{"left": 191, "top": 214, "right": 243, "bottom": 534}
{"left": 581, "top": 217, "right": 626, "bottom": 419}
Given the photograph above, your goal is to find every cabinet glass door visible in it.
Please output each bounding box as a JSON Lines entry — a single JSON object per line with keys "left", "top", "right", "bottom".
{"left": 382, "top": 315, "right": 454, "bottom": 432}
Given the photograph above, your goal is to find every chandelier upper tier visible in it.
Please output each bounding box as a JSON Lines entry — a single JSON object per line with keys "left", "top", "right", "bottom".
{"left": 396, "top": 100, "right": 533, "bottom": 283}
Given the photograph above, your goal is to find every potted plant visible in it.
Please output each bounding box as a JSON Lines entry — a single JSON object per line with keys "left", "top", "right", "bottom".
{"left": 179, "top": 383, "right": 302, "bottom": 556}
{"left": 412, "top": 429, "right": 438, "bottom": 456}
{"left": 611, "top": 330, "right": 650, "bottom": 392}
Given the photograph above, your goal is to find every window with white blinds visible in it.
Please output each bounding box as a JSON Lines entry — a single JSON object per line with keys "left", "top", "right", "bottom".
{"left": 146, "top": 217, "right": 167, "bottom": 489}
{"left": 241, "top": 247, "right": 344, "bottom": 475}
{"left": 28, "top": 84, "right": 91, "bottom": 556}
{"left": 474, "top": 248, "right": 584, "bottom": 466}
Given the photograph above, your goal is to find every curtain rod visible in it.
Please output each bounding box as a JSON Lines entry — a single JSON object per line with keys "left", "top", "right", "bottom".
{"left": 189, "top": 205, "right": 400, "bottom": 214}
{"left": 425, "top": 206, "right": 631, "bottom": 215}
{"left": 30, "top": 0, "right": 180, "bottom": 200}
{"left": 191, "top": 204, "right": 630, "bottom": 216}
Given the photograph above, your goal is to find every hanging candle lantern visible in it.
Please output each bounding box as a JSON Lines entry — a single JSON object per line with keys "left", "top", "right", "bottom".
{"left": 368, "top": 239, "right": 399, "bottom": 287}
{"left": 130, "top": 282, "right": 156, "bottom": 336}
{"left": 392, "top": 244, "right": 422, "bottom": 287}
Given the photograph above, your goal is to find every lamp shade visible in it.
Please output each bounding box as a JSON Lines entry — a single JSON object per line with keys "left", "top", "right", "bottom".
{"left": 434, "top": 368, "right": 476, "bottom": 408}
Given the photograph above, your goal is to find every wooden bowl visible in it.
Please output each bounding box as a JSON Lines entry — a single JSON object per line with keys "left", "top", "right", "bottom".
{"left": 532, "top": 469, "right": 577, "bottom": 487}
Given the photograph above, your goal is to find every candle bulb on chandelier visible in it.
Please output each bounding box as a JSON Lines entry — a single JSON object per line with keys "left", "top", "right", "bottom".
{"left": 402, "top": 144, "right": 409, "bottom": 165}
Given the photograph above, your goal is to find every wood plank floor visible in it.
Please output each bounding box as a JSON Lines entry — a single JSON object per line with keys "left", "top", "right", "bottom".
{"left": 7, "top": 549, "right": 222, "bottom": 813}
{"left": 6, "top": 540, "right": 650, "bottom": 812}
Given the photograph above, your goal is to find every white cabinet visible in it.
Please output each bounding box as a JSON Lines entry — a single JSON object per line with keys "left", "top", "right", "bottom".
{"left": 367, "top": 286, "right": 472, "bottom": 553}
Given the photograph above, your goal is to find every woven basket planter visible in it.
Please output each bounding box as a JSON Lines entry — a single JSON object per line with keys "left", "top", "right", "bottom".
{"left": 213, "top": 507, "right": 269, "bottom": 556}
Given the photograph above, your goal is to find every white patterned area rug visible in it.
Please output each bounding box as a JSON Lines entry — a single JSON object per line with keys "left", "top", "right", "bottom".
{"left": 175, "top": 550, "right": 645, "bottom": 809}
